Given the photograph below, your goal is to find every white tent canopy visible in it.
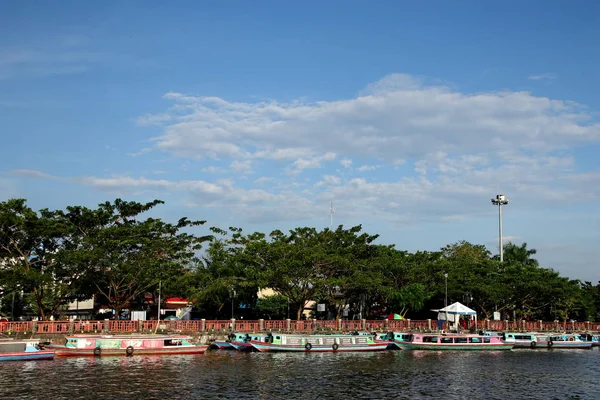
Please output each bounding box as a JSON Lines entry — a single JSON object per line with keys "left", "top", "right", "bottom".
{"left": 436, "top": 302, "right": 476, "bottom": 315}
{"left": 432, "top": 302, "right": 477, "bottom": 330}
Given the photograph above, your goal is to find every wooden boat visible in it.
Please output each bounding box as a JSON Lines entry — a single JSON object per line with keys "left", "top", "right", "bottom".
{"left": 225, "top": 333, "right": 271, "bottom": 351}
{"left": 375, "top": 332, "right": 414, "bottom": 350}
{"left": 395, "top": 333, "right": 514, "bottom": 351}
{"left": 210, "top": 339, "right": 234, "bottom": 350}
{"left": 501, "top": 332, "right": 547, "bottom": 349}
{"left": 0, "top": 339, "right": 55, "bottom": 361}
{"left": 250, "top": 333, "right": 389, "bottom": 352}
{"left": 53, "top": 334, "right": 208, "bottom": 357}
{"left": 545, "top": 334, "right": 593, "bottom": 349}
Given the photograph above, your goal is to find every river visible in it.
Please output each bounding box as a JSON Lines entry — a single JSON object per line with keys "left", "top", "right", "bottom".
{"left": 1, "top": 348, "right": 599, "bottom": 399}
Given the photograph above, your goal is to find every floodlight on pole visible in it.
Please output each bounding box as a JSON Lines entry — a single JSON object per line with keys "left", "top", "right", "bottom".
{"left": 491, "top": 194, "right": 509, "bottom": 263}
{"left": 444, "top": 273, "right": 448, "bottom": 330}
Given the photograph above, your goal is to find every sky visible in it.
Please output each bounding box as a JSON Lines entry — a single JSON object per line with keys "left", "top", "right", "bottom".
{"left": 1, "top": 1, "right": 599, "bottom": 282}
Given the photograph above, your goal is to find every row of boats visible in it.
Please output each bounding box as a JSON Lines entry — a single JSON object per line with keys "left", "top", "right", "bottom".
{"left": 1, "top": 330, "right": 597, "bottom": 361}
{"left": 214, "top": 331, "right": 599, "bottom": 352}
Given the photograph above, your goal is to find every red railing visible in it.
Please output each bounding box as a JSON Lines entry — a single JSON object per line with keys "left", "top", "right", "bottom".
{"left": 341, "top": 320, "right": 362, "bottom": 331}
{"left": 264, "top": 320, "right": 287, "bottom": 331}
{"left": 290, "top": 320, "right": 312, "bottom": 331}
{"left": 109, "top": 320, "right": 138, "bottom": 333}
{"left": 0, "top": 321, "right": 34, "bottom": 334}
{"left": 73, "top": 320, "right": 105, "bottom": 333}
{"left": 233, "top": 320, "right": 260, "bottom": 332}
{"left": 365, "top": 320, "right": 386, "bottom": 331}
{"left": 204, "top": 320, "right": 231, "bottom": 332}
{"left": 36, "top": 321, "right": 70, "bottom": 334}
{"left": 313, "top": 320, "right": 337, "bottom": 331}
{"left": 3, "top": 319, "right": 600, "bottom": 335}
{"left": 167, "top": 320, "right": 203, "bottom": 332}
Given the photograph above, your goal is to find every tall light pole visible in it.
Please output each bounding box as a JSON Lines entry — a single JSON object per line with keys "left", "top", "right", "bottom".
{"left": 157, "top": 281, "right": 161, "bottom": 321}
{"left": 491, "top": 194, "right": 509, "bottom": 262}
{"left": 444, "top": 273, "right": 448, "bottom": 330}
{"left": 230, "top": 286, "right": 236, "bottom": 319}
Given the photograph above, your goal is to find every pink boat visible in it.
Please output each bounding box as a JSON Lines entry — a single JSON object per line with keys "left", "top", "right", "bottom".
{"left": 53, "top": 334, "right": 208, "bottom": 357}
{"left": 395, "top": 333, "right": 514, "bottom": 351}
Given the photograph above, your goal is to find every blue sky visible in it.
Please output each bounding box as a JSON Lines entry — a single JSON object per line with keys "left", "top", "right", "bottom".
{"left": 1, "top": 1, "right": 599, "bottom": 281}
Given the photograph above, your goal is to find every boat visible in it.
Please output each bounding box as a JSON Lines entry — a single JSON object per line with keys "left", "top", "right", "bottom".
{"left": 0, "top": 338, "right": 55, "bottom": 361}
{"left": 378, "top": 332, "right": 414, "bottom": 350}
{"left": 53, "top": 334, "right": 208, "bottom": 357}
{"left": 250, "top": 333, "right": 389, "bottom": 352}
{"left": 577, "top": 333, "right": 600, "bottom": 346}
{"left": 545, "top": 333, "right": 593, "bottom": 349}
{"left": 229, "top": 333, "right": 272, "bottom": 351}
{"left": 395, "top": 333, "right": 514, "bottom": 351}
{"left": 500, "top": 332, "right": 547, "bottom": 349}
{"left": 210, "top": 338, "right": 234, "bottom": 350}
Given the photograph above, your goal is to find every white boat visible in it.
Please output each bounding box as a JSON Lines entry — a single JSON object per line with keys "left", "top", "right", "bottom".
{"left": 545, "top": 333, "right": 593, "bottom": 349}
{"left": 250, "top": 333, "right": 389, "bottom": 352}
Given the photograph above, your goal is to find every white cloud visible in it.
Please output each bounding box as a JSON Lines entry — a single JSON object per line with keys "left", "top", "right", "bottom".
{"left": 315, "top": 175, "right": 341, "bottom": 187}
{"left": 357, "top": 165, "right": 381, "bottom": 172}
{"left": 142, "top": 74, "right": 598, "bottom": 168}
{"left": 289, "top": 152, "right": 337, "bottom": 174}
{"left": 528, "top": 73, "right": 558, "bottom": 81}
{"left": 201, "top": 166, "right": 226, "bottom": 174}
{"left": 12, "top": 169, "right": 57, "bottom": 179}
{"left": 11, "top": 74, "right": 600, "bottom": 245}
{"left": 230, "top": 160, "right": 253, "bottom": 175}
{"left": 128, "top": 148, "right": 152, "bottom": 157}
{"left": 340, "top": 159, "right": 352, "bottom": 168}
{"left": 254, "top": 176, "right": 274, "bottom": 185}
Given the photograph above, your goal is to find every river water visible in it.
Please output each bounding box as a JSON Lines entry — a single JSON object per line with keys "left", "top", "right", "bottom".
{"left": 1, "top": 348, "right": 599, "bottom": 399}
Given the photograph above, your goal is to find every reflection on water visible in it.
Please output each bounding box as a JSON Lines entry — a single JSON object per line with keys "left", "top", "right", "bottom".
{"left": 1, "top": 349, "right": 599, "bottom": 399}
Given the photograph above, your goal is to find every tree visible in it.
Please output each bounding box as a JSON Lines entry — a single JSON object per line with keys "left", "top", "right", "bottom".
{"left": 61, "top": 199, "right": 207, "bottom": 319}
{"left": 501, "top": 242, "right": 539, "bottom": 267}
{"left": 0, "top": 199, "right": 88, "bottom": 320}
{"left": 186, "top": 227, "right": 258, "bottom": 318}
{"left": 255, "top": 294, "right": 288, "bottom": 319}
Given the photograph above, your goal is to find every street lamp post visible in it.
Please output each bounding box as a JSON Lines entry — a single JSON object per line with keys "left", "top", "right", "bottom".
{"left": 444, "top": 273, "right": 448, "bottom": 330}
{"left": 230, "top": 286, "right": 236, "bottom": 319}
{"left": 491, "top": 194, "right": 509, "bottom": 262}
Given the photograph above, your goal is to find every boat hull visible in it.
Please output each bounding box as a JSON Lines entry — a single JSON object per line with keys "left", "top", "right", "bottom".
{"left": 0, "top": 350, "right": 55, "bottom": 361}
{"left": 210, "top": 341, "right": 234, "bottom": 349}
{"left": 55, "top": 345, "right": 208, "bottom": 357}
{"left": 250, "top": 341, "right": 388, "bottom": 352}
{"left": 230, "top": 341, "right": 254, "bottom": 351}
{"left": 546, "top": 342, "right": 592, "bottom": 349}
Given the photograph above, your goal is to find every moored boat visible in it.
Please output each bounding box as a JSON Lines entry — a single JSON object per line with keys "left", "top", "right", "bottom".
{"left": 210, "top": 339, "right": 234, "bottom": 350}
{"left": 376, "top": 332, "right": 414, "bottom": 350}
{"left": 501, "top": 332, "right": 547, "bottom": 349}
{"left": 229, "top": 333, "right": 272, "bottom": 351}
{"left": 396, "top": 333, "right": 514, "bottom": 351}
{"left": 0, "top": 339, "right": 55, "bottom": 361}
{"left": 53, "top": 334, "right": 208, "bottom": 357}
{"left": 545, "top": 333, "right": 593, "bottom": 349}
{"left": 250, "top": 333, "right": 389, "bottom": 352}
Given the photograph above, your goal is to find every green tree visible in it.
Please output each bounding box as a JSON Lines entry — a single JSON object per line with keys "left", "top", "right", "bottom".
{"left": 0, "top": 199, "right": 89, "bottom": 320}
{"left": 60, "top": 199, "right": 207, "bottom": 318}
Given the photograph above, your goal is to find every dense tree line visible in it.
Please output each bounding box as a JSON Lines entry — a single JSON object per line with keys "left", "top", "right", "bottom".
{"left": 1, "top": 198, "right": 599, "bottom": 322}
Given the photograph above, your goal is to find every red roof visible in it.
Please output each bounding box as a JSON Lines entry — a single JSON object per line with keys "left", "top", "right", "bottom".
{"left": 165, "top": 297, "right": 188, "bottom": 304}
